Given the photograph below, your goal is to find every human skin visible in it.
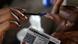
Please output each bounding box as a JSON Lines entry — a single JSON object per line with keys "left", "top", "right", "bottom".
{"left": 0, "top": 8, "right": 27, "bottom": 44}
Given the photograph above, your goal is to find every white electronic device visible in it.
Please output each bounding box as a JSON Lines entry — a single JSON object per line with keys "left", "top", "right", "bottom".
{"left": 17, "top": 15, "right": 61, "bottom": 44}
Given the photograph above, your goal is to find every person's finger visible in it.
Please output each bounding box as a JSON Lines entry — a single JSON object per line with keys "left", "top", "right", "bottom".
{"left": 0, "top": 11, "right": 21, "bottom": 27}
{"left": 10, "top": 8, "right": 27, "bottom": 25}
{"left": 9, "top": 20, "right": 21, "bottom": 29}
{"left": 10, "top": 8, "right": 27, "bottom": 21}
{"left": 14, "top": 8, "right": 26, "bottom": 13}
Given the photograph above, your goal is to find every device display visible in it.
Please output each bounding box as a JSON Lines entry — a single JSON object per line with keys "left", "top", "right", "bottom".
{"left": 22, "top": 28, "right": 61, "bottom": 44}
